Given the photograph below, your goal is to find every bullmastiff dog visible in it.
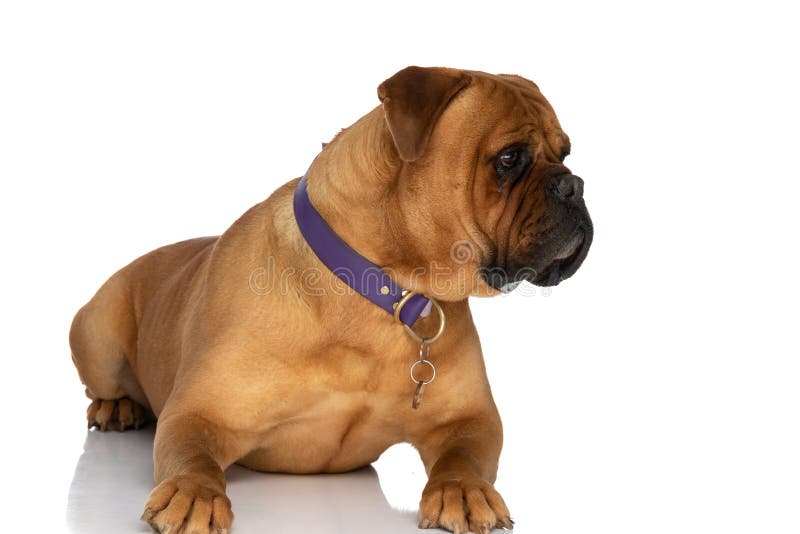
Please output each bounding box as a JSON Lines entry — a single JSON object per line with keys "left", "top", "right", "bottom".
{"left": 70, "top": 66, "right": 592, "bottom": 533}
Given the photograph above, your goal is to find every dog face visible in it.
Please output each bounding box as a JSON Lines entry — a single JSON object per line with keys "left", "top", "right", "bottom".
{"left": 378, "top": 67, "right": 593, "bottom": 296}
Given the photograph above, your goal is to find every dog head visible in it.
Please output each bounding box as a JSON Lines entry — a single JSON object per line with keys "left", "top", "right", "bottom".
{"left": 378, "top": 66, "right": 593, "bottom": 296}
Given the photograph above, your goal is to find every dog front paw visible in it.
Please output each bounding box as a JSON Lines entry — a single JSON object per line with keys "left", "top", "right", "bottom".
{"left": 141, "top": 475, "right": 233, "bottom": 534}
{"left": 418, "top": 476, "right": 513, "bottom": 534}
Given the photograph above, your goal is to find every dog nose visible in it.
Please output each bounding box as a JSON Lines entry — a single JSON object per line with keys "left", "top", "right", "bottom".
{"left": 553, "top": 174, "right": 584, "bottom": 202}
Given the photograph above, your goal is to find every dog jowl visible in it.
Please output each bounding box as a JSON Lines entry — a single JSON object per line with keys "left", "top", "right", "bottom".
{"left": 69, "top": 66, "right": 591, "bottom": 534}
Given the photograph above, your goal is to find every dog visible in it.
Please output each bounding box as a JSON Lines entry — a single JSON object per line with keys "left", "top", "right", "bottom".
{"left": 70, "top": 66, "right": 592, "bottom": 534}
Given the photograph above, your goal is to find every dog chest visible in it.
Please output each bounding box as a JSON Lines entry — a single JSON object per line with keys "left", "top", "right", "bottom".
{"left": 238, "top": 391, "right": 407, "bottom": 473}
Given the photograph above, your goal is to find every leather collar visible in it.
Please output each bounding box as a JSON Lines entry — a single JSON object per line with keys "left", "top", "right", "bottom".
{"left": 293, "top": 174, "right": 430, "bottom": 327}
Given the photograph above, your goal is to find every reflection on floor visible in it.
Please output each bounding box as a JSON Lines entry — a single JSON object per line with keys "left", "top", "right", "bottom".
{"left": 67, "top": 428, "right": 419, "bottom": 533}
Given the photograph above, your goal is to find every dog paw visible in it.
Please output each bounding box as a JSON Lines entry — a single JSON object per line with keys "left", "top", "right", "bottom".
{"left": 418, "top": 477, "right": 513, "bottom": 533}
{"left": 141, "top": 475, "right": 233, "bottom": 534}
{"left": 87, "top": 397, "right": 149, "bottom": 431}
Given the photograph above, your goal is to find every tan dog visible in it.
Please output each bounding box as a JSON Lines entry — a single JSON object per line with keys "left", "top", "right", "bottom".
{"left": 70, "top": 66, "right": 592, "bottom": 534}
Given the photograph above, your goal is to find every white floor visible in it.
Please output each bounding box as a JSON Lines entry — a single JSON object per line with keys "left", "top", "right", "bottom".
{"left": 66, "top": 427, "right": 427, "bottom": 534}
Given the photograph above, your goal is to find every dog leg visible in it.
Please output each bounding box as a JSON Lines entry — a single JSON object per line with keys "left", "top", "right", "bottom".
{"left": 70, "top": 271, "right": 153, "bottom": 425}
{"left": 414, "top": 416, "right": 513, "bottom": 534}
{"left": 141, "top": 413, "right": 238, "bottom": 534}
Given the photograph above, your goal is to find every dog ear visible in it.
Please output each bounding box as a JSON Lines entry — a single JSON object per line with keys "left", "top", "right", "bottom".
{"left": 378, "top": 66, "right": 472, "bottom": 162}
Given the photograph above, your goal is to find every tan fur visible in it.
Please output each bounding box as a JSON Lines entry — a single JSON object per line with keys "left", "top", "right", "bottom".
{"left": 70, "top": 67, "right": 572, "bottom": 533}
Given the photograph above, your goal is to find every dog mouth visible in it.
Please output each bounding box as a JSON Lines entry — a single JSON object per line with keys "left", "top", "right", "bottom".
{"left": 480, "top": 227, "right": 591, "bottom": 292}
{"left": 480, "top": 207, "right": 593, "bottom": 292}
{"left": 528, "top": 226, "right": 592, "bottom": 287}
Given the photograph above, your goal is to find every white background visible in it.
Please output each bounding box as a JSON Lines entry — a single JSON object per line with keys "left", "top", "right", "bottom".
{"left": 1, "top": 1, "right": 798, "bottom": 533}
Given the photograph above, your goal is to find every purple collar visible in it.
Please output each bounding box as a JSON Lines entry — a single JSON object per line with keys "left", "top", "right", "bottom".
{"left": 293, "top": 174, "right": 430, "bottom": 327}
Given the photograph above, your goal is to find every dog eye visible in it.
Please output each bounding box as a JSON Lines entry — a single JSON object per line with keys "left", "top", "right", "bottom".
{"left": 498, "top": 150, "right": 519, "bottom": 168}
{"left": 493, "top": 145, "right": 530, "bottom": 184}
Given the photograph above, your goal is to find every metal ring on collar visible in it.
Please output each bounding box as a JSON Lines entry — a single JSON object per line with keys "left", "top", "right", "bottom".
{"left": 393, "top": 291, "right": 446, "bottom": 344}
{"left": 410, "top": 359, "right": 437, "bottom": 385}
